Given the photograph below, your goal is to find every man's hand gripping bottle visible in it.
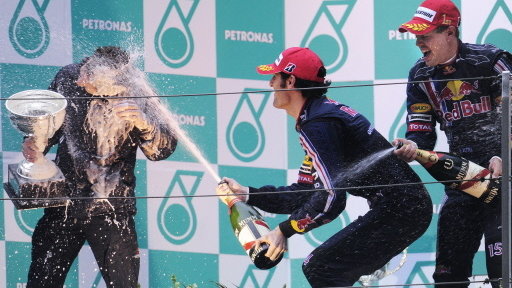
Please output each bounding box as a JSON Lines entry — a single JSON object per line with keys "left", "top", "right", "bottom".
{"left": 397, "top": 143, "right": 500, "bottom": 204}
{"left": 218, "top": 181, "right": 282, "bottom": 269}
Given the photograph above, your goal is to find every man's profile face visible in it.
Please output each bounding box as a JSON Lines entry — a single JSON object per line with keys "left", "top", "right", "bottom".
{"left": 76, "top": 58, "right": 127, "bottom": 96}
{"left": 414, "top": 27, "right": 456, "bottom": 67}
{"left": 270, "top": 73, "right": 294, "bottom": 110}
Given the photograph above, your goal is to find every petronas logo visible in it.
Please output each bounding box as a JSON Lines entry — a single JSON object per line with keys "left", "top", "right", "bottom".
{"left": 157, "top": 170, "right": 203, "bottom": 244}
{"left": 301, "top": 0, "right": 355, "bottom": 73}
{"left": 155, "top": 0, "right": 199, "bottom": 68}
{"left": 226, "top": 89, "right": 270, "bottom": 162}
{"left": 304, "top": 211, "right": 350, "bottom": 247}
{"left": 476, "top": 0, "right": 512, "bottom": 51}
{"left": 89, "top": 273, "right": 103, "bottom": 288}
{"left": 240, "top": 264, "right": 276, "bottom": 287}
{"left": 14, "top": 209, "right": 42, "bottom": 236}
{"left": 9, "top": 0, "right": 51, "bottom": 58}
{"left": 405, "top": 260, "right": 436, "bottom": 285}
{"left": 389, "top": 101, "right": 408, "bottom": 141}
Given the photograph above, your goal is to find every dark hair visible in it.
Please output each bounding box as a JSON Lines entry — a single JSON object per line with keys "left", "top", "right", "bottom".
{"left": 92, "top": 46, "right": 130, "bottom": 69}
{"left": 279, "top": 69, "right": 331, "bottom": 99}
{"left": 435, "top": 25, "right": 460, "bottom": 38}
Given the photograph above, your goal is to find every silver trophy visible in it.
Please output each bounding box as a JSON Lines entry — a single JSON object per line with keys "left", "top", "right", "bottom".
{"left": 3, "top": 89, "right": 68, "bottom": 209}
{"left": 358, "top": 248, "right": 408, "bottom": 287}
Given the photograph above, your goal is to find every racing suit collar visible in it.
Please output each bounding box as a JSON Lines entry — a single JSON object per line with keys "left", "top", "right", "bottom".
{"left": 295, "top": 97, "right": 314, "bottom": 131}
{"left": 435, "top": 39, "right": 461, "bottom": 74}
{"left": 296, "top": 96, "right": 322, "bottom": 132}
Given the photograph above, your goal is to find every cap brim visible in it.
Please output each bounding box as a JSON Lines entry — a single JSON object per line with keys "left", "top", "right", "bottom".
{"left": 256, "top": 63, "right": 279, "bottom": 75}
{"left": 399, "top": 20, "right": 437, "bottom": 35}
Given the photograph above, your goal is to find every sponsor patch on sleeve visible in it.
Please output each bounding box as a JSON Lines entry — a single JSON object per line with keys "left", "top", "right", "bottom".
{"left": 298, "top": 155, "right": 314, "bottom": 184}
{"left": 408, "top": 113, "right": 432, "bottom": 122}
{"left": 340, "top": 106, "right": 359, "bottom": 117}
{"left": 290, "top": 215, "right": 315, "bottom": 232}
{"left": 408, "top": 122, "right": 433, "bottom": 132}
{"left": 298, "top": 174, "right": 314, "bottom": 184}
{"left": 410, "top": 103, "right": 432, "bottom": 113}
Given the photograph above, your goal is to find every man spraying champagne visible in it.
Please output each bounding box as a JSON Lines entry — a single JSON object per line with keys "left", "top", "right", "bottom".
{"left": 217, "top": 47, "right": 433, "bottom": 287}
{"left": 392, "top": 0, "right": 512, "bottom": 285}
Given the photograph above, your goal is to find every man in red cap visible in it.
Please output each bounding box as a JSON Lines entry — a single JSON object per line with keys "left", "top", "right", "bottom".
{"left": 393, "top": 1, "right": 512, "bottom": 287}
{"left": 217, "top": 47, "right": 433, "bottom": 287}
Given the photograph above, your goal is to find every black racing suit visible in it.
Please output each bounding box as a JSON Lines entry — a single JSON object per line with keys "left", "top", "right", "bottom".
{"left": 404, "top": 41, "right": 512, "bottom": 288}
{"left": 247, "top": 96, "right": 433, "bottom": 287}
{"left": 27, "top": 62, "right": 178, "bottom": 288}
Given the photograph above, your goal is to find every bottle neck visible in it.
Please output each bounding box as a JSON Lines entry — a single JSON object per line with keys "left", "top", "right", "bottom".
{"left": 227, "top": 197, "right": 243, "bottom": 209}
{"left": 415, "top": 149, "right": 439, "bottom": 166}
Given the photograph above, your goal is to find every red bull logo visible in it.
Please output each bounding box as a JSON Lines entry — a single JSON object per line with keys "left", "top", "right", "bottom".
{"left": 291, "top": 215, "right": 315, "bottom": 232}
{"left": 442, "top": 96, "right": 491, "bottom": 122}
{"left": 439, "top": 81, "right": 477, "bottom": 101}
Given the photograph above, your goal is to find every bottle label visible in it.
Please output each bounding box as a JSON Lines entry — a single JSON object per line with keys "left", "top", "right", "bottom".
{"left": 236, "top": 218, "right": 271, "bottom": 255}
{"left": 448, "top": 157, "right": 469, "bottom": 188}
{"left": 481, "top": 179, "right": 500, "bottom": 204}
{"left": 249, "top": 243, "right": 267, "bottom": 260}
{"left": 234, "top": 215, "right": 259, "bottom": 236}
{"left": 458, "top": 161, "right": 491, "bottom": 198}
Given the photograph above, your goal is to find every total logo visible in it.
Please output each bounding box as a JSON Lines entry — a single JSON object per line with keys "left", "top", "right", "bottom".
{"left": 9, "top": 0, "right": 51, "bottom": 58}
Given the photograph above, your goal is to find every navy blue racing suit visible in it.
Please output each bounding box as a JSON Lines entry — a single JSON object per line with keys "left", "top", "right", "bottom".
{"left": 27, "top": 61, "right": 178, "bottom": 288}
{"left": 247, "top": 96, "right": 433, "bottom": 287}
{"left": 404, "top": 41, "right": 512, "bottom": 288}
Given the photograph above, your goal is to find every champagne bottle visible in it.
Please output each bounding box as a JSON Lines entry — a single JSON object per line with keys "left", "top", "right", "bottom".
{"left": 398, "top": 144, "right": 500, "bottom": 204}
{"left": 219, "top": 183, "right": 283, "bottom": 270}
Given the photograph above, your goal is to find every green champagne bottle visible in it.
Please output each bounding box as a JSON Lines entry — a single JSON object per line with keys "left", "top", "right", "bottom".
{"left": 226, "top": 196, "right": 283, "bottom": 270}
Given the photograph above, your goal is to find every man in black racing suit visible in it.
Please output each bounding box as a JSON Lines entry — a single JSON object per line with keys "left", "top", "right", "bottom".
{"left": 393, "top": 1, "right": 512, "bottom": 287}
{"left": 24, "top": 46, "right": 178, "bottom": 288}
{"left": 217, "top": 47, "right": 433, "bottom": 287}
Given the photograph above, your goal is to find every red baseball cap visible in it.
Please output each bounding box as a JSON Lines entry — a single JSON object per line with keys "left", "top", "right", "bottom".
{"left": 256, "top": 47, "right": 325, "bottom": 83}
{"left": 399, "top": 0, "right": 460, "bottom": 35}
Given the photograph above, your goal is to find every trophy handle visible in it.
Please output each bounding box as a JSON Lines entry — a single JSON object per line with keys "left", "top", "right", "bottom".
{"left": 16, "top": 133, "right": 60, "bottom": 180}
